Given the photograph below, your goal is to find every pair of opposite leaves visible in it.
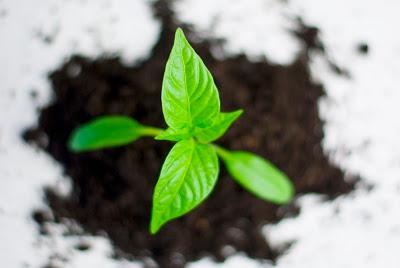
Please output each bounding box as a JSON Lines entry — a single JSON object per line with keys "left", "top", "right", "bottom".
{"left": 69, "top": 28, "right": 294, "bottom": 234}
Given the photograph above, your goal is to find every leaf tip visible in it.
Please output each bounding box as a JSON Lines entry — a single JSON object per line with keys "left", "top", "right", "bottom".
{"left": 175, "top": 27, "right": 188, "bottom": 46}
{"left": 273, "top": 179, "right": 295, "bottom": 205}
{"left": 149, "top": 216, "right": 163, "bottom": 235}
{"left": 234, "top": 109, "right": 244, "bottom": 118}
{"left": 175, "top": 27, "right": 184, "bottom": 38}
{"left": 68, "top": 129, "right": 83, "bottom": 152}
{"left": 283, "top": 183, "right": 296, "bottom": 203}
{"left": 149, "top": 225, "right": 158, "bottom": 235}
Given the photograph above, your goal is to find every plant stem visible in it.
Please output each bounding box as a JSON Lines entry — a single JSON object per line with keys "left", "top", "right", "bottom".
{"left": 211, "top": 143, "right": 232, "bottom": 160}
{"left": 141, "top": 126, "right": 164, "bottom": 137}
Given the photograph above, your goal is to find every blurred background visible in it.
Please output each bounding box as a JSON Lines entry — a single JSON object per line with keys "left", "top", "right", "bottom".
{"left": 0, "top": 0, "right": 399, "bottom": 267}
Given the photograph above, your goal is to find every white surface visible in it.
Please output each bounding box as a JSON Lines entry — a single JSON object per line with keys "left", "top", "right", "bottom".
{"left": 175, "top": 0, "right": 300, "bottom": 64}
{"left": 266, "top": 1, "right": 400, "bottom": 267}
{"left": 0, "top": 0, "right": 158, "bottom": 267}
{"left": 1, "top": 0, "right": 400, "bottom": 267}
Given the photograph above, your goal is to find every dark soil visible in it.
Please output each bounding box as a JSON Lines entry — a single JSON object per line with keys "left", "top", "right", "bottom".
{"left": 25, "top": 1, "right": 355, "bottom": 267}
{"left": 357, "top": 42, "right": 369, "bottom": 55}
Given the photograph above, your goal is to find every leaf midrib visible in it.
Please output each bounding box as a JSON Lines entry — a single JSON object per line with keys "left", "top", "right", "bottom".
{"left": 162, "top": 139, "right": 195, "bottom": 220}
{"left": 178, "top": 35, "right": 192, "bottom": 127}
{"left": 233, "top": 158, "right": 283, "bottom": 197}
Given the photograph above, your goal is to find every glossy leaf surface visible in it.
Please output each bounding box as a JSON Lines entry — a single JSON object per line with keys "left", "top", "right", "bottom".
{"left": 195, "top": 110, "right": 243, "bottom": 143}
{"left": 161, "top": 28, "right": 220, "bottom": 129}
{"left": 151, "top": 139, "right": 219, "bottom": 233}
{"left": 69, "top": 116, "right": 145, "bottom": 152}
{"left": 217, "top": 149, "right": 294, "bottom": 204}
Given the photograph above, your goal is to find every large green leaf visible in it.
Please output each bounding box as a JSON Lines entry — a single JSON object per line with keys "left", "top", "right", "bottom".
{"left": 161, "top": 28, "right": 220, "bottom": 130}
{"left": 215, "top": 147, "right": 294, "bottom": 204}
{"left": 69, "top": 116, "right": 158, "bottom": 152}
{"left": 151, "top": 139, "right": 219, "bottom": 234}
{"left": 195, "top": 110, "right": 243, "bottom": 143}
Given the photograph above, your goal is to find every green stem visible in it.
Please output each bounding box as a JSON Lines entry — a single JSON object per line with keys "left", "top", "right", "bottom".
{"left": 141, "top": 126, "right": 164, "bottom": 137}
{"left": 211, "top": 143, "right": 232, "bottom": 161}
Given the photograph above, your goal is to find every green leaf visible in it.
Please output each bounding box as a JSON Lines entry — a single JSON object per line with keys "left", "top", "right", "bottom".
{"left": 161, "top": 28, "right": 220, "bottom": 130}
{"left": 155, "top": 127, "right": 192, "bottom": 142}
{"left": 195, "top": 110, "right": 243, "bottom": 143}
{"left": 215, "top": 147, "right": 294, "bottom": 204}
{"left": 69, "top": 116, "right": 151, "bottom": 152}
{"left": 150, "top": 139, "right": 219, "bottom": 234}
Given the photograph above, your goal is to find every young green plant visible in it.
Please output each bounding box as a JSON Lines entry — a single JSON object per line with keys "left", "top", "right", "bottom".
{"left": 69, "top": 28, "right": 294, "bottom": 234}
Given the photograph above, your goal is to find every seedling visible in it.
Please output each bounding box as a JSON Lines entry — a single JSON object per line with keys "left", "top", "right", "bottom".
{"left": 69, "top": 28, "right": 294, "bottom": 234}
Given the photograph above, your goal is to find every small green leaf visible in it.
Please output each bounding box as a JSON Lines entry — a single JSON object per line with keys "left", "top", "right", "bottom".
{"left": 161, "top": 28, "right": 220, "bottom": 130}
{"left": 155, "top": 127, "right": 192, "bottom": 142}
{"left": 216, "top": 147, "right": 294, "bottom": 204}
{"left": 151, "top": 139, "right": 219, "bottom": 234}
{"left": 195, "top": 110, "right": 243, "bottom": 143}
{"left": 69, "top": 116, "right": 149, "bottom": 152}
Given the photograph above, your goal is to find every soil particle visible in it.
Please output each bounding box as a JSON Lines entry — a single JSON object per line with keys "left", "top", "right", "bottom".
{"left": 74, "top": 241, "right": 91, "bottom": 251}
{"left": 294, "top": 20, "right": 324, "bottom": 52}
{"left": 32, "top": 209, "right": 53, "bottom": 225}
{"left": 357, "top": 42, "right": 369, "bottom": 55}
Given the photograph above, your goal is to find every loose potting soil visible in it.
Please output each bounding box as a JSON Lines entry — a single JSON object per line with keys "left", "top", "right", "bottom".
{"left": 24, "top": 2, "right": 355, "bottom": 267}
